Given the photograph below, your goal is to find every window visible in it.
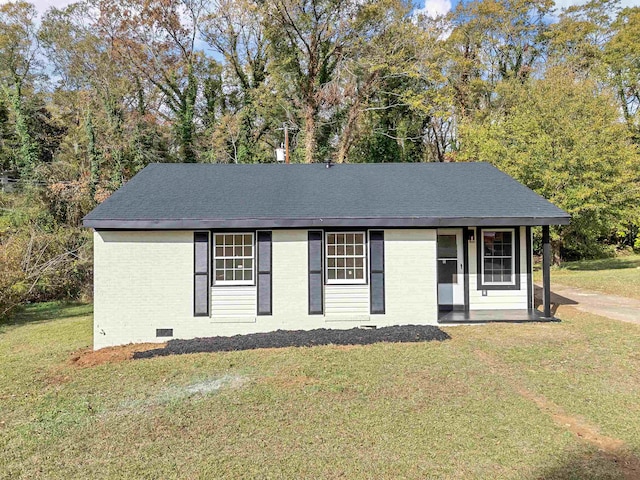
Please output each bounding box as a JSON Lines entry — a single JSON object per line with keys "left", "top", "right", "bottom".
{"left": 480, "top": 229, "right": 517, "bottom": 287}
{"left": 325, "top": 232, "right": 367, "bottom": 284}
{"left": 213, "top": 233, "right": 254, "bottom": 285}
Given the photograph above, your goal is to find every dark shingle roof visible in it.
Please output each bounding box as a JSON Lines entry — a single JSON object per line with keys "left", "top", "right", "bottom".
{"left": 83, "top": 162, "right": 570, "bottom": 228}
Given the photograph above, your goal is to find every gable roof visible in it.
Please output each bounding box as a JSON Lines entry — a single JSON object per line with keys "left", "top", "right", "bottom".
{"left": 83, "top": 162, "right": 570, "bottom": 229}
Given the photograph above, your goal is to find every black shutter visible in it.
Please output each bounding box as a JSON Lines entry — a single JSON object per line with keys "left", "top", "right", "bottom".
{"left": 308, "top": 231, "right": 323, "bottom": 315}
{"left": 194, "top": 232, "right": 210, "bottom": 316}
{"left": 257, "top": 231, "right": 272, "bottom": 315}
{"left": 369, "top": 230, "right": 385, "bottom": 314}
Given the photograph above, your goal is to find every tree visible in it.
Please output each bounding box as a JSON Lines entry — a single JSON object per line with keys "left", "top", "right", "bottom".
{"left": 202, "top": 0, "right": 268, "bottom": 94}
{"left": 263, "top": 0, "right": 365, "bottom": 163}
{"left": 458, "top": 68, "right": 640, "bottom": 259}
{"left": 546, "top": 0, "right": 640, "bottom": 142}
{"left": 546, "top": 0, "right": 619, "bottom": 76}
{"left": 0, "top": 2, "right": 41, "bottom": 178}
{"left": 99, "top": 0, "right": 209, "bottom": 163}
{"left": 605, "top": 7, "right": 640, "bottom": 141}
{"left": 201, "top": 0, "right": 281, "bottom": 164}
{"left": 0, "top": 95, "right": 14, "bottom": 170}
{"left": 334, "top": 0, "right": 433, "bottom": 163}
{"left": 445, "top": 0, "right": 553, "bottom": 123}
{"left": 41, "top": 1, "right": 170, "bottom": 192}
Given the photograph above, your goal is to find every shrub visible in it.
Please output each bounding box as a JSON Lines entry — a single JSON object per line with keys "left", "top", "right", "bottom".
{"left": 0, "top": 191, "right": 92, "bottom": 318}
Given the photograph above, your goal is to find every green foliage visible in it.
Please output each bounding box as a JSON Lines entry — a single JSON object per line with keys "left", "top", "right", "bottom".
{"left": 85, "top": 112, "right": 99, "bottom": 199}
{"left": 176, "top": 69, "right": 198, "bottom": 163}
{"left": 606, "top": 6, "right": 640, "bottom": 141}
{"left": 0, "top": 2, "right": 43, "bottom": 177}
{"left": 0, "top": 191, "right": 92, "bottom": 318}
{"left": 9, "top": 88, "right": 40, "bottom": 177}
{"left": 458, "top": 69, "right": 640, "bottom": 259}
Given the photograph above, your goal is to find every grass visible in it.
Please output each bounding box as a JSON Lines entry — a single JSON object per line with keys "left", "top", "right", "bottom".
{"left": 534, "top": 253, "right": 640, "bottom": 300}
{"left": 1, "top": 302, "right": 640, "bottom": 479}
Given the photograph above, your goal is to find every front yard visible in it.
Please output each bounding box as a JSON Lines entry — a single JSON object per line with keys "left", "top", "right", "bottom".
{"left": 1, "top": 301, "right": 639, "bottom": 479}
{"left": 535, "top": 253, "right": 640, "bottom": 301}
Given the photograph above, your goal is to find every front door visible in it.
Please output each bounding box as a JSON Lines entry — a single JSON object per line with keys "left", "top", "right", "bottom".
{"left": 437, "top": 229, "right": 464, "bottom": 310}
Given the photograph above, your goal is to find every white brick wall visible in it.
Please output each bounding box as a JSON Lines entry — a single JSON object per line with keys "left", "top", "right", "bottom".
{"left": 372, "top": 229, "right": 438, "bottom": 326}
{"left": 93, "top": 230, "right": 195, "bottom": 349}
{"left": 270, "top": 230, "right": 309, "bottom": 323}
{"left": 93, "top": 228, "right": 441, "bottom": 349}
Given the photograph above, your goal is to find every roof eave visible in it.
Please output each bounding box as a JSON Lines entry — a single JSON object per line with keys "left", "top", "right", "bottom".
{"left": 83, "top": 215, "right": 571, "bottom": 230}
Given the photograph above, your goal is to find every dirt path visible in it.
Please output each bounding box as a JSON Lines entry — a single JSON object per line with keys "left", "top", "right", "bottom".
{"left": 70, "top": 343, "right": 166, "bottom": 367}
{"left": 536, "top": 284, "right": 640, "bottom": 325}
{"left": 475, "top": 350, "right": 640, "bottom": 480}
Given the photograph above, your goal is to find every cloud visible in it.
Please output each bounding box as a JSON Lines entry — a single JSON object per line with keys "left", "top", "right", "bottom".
{"left": 414, "top": 0, "right": 453, "bottom": 18}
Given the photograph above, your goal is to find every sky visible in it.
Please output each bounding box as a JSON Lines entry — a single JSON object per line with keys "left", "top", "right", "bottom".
{"left": 2, "top": 0, "right": 640, "bottom": 19}
{"left": 413, "top": 0, "right": 640, "bottom": 18}
{"left": 4, "top": 0, "right": 73, "bottom": 12}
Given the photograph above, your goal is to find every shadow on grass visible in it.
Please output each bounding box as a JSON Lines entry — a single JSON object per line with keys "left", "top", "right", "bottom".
{"left": 134, "top": 325, "right": 451, "bottom": 359}
{"left": 1, "top": 301, "right": 92, "bottom": 329}
{"left": 562, "top": 257, "right": 640, "bottom": 272}
{"left": 533, "top": 448, "right": 640, "bottom": 480}
{"left": 533, "top": 285, "right": 578, "bottom": 317}
{"left": 533, "top": 255, "right": 640, "bottom": 273}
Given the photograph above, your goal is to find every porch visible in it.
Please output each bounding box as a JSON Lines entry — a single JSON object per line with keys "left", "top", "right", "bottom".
{"left": 438, "top": 225, "right": 556, "bottom": 324}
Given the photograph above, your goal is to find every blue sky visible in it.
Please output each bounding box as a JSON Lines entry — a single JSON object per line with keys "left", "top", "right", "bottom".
{"left": 413, "top": 0, "right": 640, "bottom": 17}
{"left": 3, "top": 0, "right": 640, "bottom": 19}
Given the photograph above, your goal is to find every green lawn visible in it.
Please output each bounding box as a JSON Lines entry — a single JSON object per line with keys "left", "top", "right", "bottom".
{"left": 1, "top": 302, "right": 640, "bottom": 479}
{"left": 535, "top": 253, "right": 640, "bottom": 300}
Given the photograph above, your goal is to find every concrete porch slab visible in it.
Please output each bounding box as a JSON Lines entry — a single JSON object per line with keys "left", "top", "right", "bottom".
{"left": 438, "top": 309, "right": 557, "bottom": 324}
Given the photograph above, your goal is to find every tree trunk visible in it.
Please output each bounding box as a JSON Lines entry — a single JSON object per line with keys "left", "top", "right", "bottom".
{"left": 335, "top": 103, "right": 360, "bottom": 163}
{"left": 304, "top": 101, "right": 317, "bottom": 164}
{"left": 178, "top": 105, "right": 196, "bottom": 163}
{"left": 178, "top": 71, "right": 198, "bottom": 163}
{"left": 7, "top": 84, "right": 39, "bottom": 178}
{"left": 85, "top": 112, "right": 100, "bottom": 199}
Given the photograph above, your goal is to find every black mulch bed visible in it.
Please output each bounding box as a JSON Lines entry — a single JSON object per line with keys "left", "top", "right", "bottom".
{"left": 133, "top": 325, "right": 450, "bottom": 359}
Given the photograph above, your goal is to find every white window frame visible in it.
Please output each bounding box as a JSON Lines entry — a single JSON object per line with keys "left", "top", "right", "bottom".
{"left": 480, "top": 228, "right": 516, "bottom": 286}
{"left": 324, "top": 231, "right": 368, "bottom": 285}
{"left": 213, "top": 232, "right": 255, "bottom": 286}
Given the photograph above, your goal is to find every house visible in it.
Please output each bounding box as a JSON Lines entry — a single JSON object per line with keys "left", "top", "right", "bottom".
{"left": 83, "top": 162, "right": 570, "bottom": 350}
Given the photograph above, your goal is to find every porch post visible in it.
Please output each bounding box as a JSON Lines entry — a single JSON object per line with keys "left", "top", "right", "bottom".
{"left": 542, "top": 225, "right": 551, "bottom": 318}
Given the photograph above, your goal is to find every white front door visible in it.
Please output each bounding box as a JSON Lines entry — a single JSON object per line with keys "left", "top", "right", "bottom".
{"left": 437, "top": 229, "right": 464, "bottom": 308}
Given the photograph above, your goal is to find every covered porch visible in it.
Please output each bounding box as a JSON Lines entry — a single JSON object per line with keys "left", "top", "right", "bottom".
{"left": 438, "top": 225, "right": 557, "bottom": 324}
